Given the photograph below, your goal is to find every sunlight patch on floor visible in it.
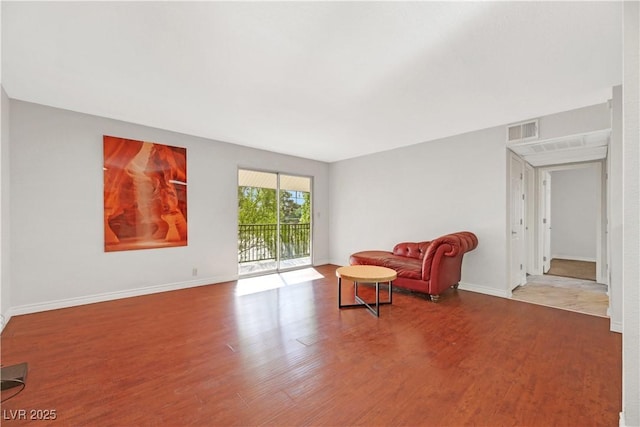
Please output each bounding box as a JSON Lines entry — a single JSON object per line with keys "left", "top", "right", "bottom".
{"left": 236, "top": 268, "right": 324, "bottom": 296}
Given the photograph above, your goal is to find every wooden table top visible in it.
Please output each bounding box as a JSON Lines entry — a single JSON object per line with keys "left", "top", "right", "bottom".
{"left": 336, "top": 265, "right": 397, "bottom": 282}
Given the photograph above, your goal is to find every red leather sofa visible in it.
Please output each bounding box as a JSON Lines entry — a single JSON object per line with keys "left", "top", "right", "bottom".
{"left": 349, "top": 231, "right": 478, "bottom": 302}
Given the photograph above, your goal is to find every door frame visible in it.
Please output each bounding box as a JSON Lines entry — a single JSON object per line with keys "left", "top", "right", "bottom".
{"left": 237, "top": 168, "right": 314, "bottom": 276}
{"left": 525, "top": 162, "right": 536, "bottom": 275}
{"left": 277, "top": 172, "right": 314, "bottom": 273}
{"left": 540, "top": 170, "right": 552, "bottom": 274}
{"left": 535, "top": 161, "right": 606, "bottom": 284}
{"left": 507, "top": 151, "right": 527, "bottom": 293}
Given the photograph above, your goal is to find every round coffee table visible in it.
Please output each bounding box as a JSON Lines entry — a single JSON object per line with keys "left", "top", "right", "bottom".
{"left": 336, "top": 265, "right": 397, "bottom": 317}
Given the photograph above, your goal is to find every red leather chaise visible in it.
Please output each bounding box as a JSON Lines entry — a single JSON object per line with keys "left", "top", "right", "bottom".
{"left": 349, "top": 231, "right": 478, "bottom": 302}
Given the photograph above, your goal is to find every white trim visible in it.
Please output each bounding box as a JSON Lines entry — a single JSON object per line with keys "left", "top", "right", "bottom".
{"left": 537, "top": 161, "right": 605, "bottom": 281}
{"left": 0, "top": 312, "right": 11, "bottom": 333}
{"left": 329, "top": 258, "right": 348, "bottom": 267}
{"left": 539, "top": 169, "right": 552, "bottom": 275}
{"left": 507, "top": 151, "right": 527, "bottom": 292}
{"left": 619, "top": 411, "right": 626, "bottom": 427}
{"left": 525, "top": 162, "right": 536, "bottom": 275}
{"left": 508, "top": 128, "right": 610, "bottom": 167}
{"left": 458, "top": 282, "right": 511, "bottom": 299}
{"left": 610, "top": 320, "right": 622, "bottom": 334}
{"left": 8, "top": 274, "right": 238, "bottom": 317}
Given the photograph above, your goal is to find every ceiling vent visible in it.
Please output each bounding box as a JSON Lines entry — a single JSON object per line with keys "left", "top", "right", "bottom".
{"left": 507, "top": 128, "right": 610, "bottom": 167}
{"left": 507, "top": 120, "right": 538, "bottom": 143}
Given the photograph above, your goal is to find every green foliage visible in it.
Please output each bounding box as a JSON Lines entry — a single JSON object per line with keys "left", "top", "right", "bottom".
{"left": 238, "top": 186, "right": 311, "bottom": 225}
{"left": 238, "top": 185, "right": 312, "bottom": 263}
{"left": 300, "top": 192, "right": 311, "bottom": 224}
{"left": 238, "top": 186, "right": 277, "bottom": 225}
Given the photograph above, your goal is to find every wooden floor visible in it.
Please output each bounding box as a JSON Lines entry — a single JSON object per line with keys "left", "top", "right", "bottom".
{"left": 1, "top": 265, "right": 621, "bottom": 426}
{"left": 547, "top": 258, "right": 597, "bottom": 281}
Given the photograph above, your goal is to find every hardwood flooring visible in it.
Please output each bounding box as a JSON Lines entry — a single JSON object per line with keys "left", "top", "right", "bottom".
{"left": 547, "top": 258, "right": 597, "bottom": 281}
{"left": 1, "top": 265, "right": 621, "bottom": 426}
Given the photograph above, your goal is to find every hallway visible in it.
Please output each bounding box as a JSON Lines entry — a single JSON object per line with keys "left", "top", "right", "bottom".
{"left": 512, "top": 271, "right": 608, "bottom": 318}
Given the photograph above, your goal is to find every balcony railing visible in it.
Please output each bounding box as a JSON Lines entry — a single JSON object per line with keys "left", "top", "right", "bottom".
{"left": 238, "top": 223, "right": 311, "bottom": 264}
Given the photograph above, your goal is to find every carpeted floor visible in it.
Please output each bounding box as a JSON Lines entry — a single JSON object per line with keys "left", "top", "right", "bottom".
{"left": 546, "top": 258, "right": 596, "bottom": 281}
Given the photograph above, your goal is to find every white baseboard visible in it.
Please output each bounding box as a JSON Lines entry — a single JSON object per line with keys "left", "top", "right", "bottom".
{"left": 551, "top": 255, "right": 597, "bottom": 263}
{"left": 328, "top": 259, "right": 341, "bottom": 267}
{"left": 610, "top": 320, "right": 623, "bottom": 333}
{"left": 8, "top": 274, "right": 238, "bottom": 317}
{"left": 457, "top": 282, "right": 511, "bottom": 299}
{"left": 0, "top": 312, "right": 11, "bottom": 333}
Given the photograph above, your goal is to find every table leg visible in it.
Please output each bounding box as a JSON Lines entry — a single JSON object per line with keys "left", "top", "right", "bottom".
{"left": 338, "top": 278, "right": 392, "bottom": 317}
{"left": 375, "top": 281, "right": 380, "bottom": 317}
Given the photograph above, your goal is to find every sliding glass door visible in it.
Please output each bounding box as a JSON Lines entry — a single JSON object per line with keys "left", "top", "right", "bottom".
{"left": 238, "top": 169, "right": 312, "bottom": 276}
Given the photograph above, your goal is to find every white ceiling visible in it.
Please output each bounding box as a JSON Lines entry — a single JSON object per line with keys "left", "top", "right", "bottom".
{"left": 1, "top": 1, "right": 622, "bottom": 163}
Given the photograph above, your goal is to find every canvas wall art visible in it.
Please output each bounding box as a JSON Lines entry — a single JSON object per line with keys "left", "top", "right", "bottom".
{"left": 103, "top": 136, "right": 187, "bottom": 252}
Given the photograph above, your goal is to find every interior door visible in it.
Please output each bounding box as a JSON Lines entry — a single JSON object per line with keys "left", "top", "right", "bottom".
{"left": 525, "top": 163, "right": 536, "bottom": 274}
{"left": 509, "top": 153, "right": 526, "bottom": 290}
{"left": 542, "top": 171, "right": 552, "bottom": 273}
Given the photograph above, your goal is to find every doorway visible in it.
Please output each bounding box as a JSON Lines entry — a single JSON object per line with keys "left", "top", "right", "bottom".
{"left": 507, "top": 125, "right": 612, "bottom": 318}
{"left": 509, "top": 158, "right": 609, "bottom": 317}
{"left": 238, "top": 169, "right": 312, "bottom": 276}
{"left": 537, "top": 162, "right": 605, "bottom": 284}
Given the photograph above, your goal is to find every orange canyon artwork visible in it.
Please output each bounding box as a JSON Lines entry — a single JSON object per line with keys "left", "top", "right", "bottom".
{"left": 103, "top": 136, "right": 187, "bottom": 252}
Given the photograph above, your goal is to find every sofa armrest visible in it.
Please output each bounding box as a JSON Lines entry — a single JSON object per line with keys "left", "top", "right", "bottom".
{"left": 421, "top": 234, "right": 461, "bottom": 281}
{"left": 456, "top": 231, "right": 479, "bottom": 253}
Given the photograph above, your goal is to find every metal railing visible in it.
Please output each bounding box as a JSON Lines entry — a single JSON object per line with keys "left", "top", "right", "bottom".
{"left": 238, "top": 223, "right": 311, "bottom": 263}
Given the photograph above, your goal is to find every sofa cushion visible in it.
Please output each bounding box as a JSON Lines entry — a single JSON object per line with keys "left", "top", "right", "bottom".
{"left": 350, "top": 250, "right": 422, "bottom": 280}
{"left": 392, "top": 242, "right": 430, "bottom": 260}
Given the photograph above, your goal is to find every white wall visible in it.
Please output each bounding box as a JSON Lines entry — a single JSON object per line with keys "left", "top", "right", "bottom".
{"left": 610, "top": 85, "right": 623, "bottom": 333}
{"left": 8, "top": 100, "right": 330, "bottom": 314}
{"left": 329, "top": 102, "right": 615, "bottom": 301}
{"left": 550, "top": 166, "right": 598, "bottom": 261}
{"left": 0, "top": 87, "right": 10, "bottom": 329}
{"left": 622, "top": 2, "right": 640, "bottom": 426}
{"left": 330, "top": 125, "right": 508, "bottom": 298}
{"left": 537, "top": 102, "right": 611, "bottom": 140}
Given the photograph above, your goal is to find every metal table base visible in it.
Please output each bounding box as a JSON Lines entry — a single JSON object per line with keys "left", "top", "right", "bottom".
{"left": 338, "top": 278, "right": 393, "bottom": 317}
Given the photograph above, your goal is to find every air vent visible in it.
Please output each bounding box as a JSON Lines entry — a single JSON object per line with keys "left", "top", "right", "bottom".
{"left": 507, "top": 120, "right": 538, "bottom": 143}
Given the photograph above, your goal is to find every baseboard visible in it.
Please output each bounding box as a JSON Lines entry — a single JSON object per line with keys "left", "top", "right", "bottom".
{"left": 550, "top": 255, "right": 597, "bottom": 263}
{"left": 610, "top": 319, "right": 623, "bottom": 333}
{"left": 8, "top": 274, "right": 238, "bottom": 317}
{"left": 457, "top": 282, "right": 511, "bottom": 299}
{"left": 0, "top": 312, "right": 11, "bottom": 334}
{"left": 619, "top": 411, "right": 626, "bottom": 427}
{"left": 312, "top": 258, "right": 330, "bottom": 267}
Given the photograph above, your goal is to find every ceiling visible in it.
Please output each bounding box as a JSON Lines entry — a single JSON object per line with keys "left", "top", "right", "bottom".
{"left": 1, "top": 1, "right": 622, "bottom": 163}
